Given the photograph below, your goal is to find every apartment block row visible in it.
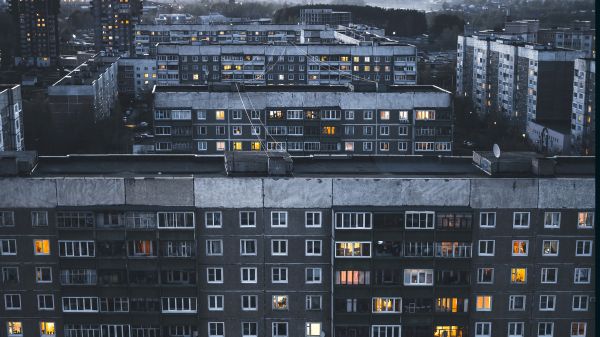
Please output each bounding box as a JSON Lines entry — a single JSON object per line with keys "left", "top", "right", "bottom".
{"left": 155, "top": 44, "right": 417, "bottom": 86}
{"left": 456, "top": 35, "right": 595, "bottom": 154}
{"left": 0, "top": 153, "right": 595, "bottom": 337}
{"left": 0, "top": 85, "right": 24, "bottom": 151}
{"left": 150, "top": 85, "right": 451, "bottom": 155}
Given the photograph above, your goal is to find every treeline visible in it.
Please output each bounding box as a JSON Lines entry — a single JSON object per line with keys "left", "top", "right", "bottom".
{"left": 183, "top": 2, "right": 281, "bottom": 19}
{"left": 272, "top": 5, "right": 428, "bottom": 37}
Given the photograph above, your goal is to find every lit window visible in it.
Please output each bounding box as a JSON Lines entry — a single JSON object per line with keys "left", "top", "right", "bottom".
{"left": 511, "top": 268, "right": 527, "bottom": 284}
{"left": 305, "top": 323, "right": 321, "bottom": 337}
{"left": 233, "top": 142, "right": 242, "bottom": 151}
{"left": 476, "top": 295, "right": 492, "bottom": 311}
{"left": 434, "top": 326, "right": 463, "bottom": 337}
{"left": 272, "top": 295, "right": 288, "bottom": 310}
{"left": 415, "top": 110, "right": 435, "bottom": 120}
{"left": 40, "top": 322, "right": 55, "bottom": 337}
{"left": 372, "top": 297, "right": 402, "bottom": 313}
{"left": 570, "top": 322, "right": 586, "bottom": 337}
{"left": 577, "top": 212, "right": 594, "bottom": 228}
{"left": 512, "top": 240, "right": 528, "bottom": 256}
{"left": 345, "top": 142, "right": 354, "bottom": 151}
{"left": 216, "top": 142, "right": 226, "bottom": 151}
{"left": 322, "top": 126, "right": 336, "bottom": 135}
{"left": 380, "top": 110, "right": 390, "bottom": 120}
{"left": 335, "top": 242, "right": 371, "bottom": 258}
{"left": 251, "top": 141, "right": 261, "bottom": 151}
{"left": 215, "top": 110, "right": 225, "bottom": 120}
{"left": 34, "top": 240, "right": 50, "bottom": 255}
{"left": 7, "top": 322, "right": 22, "bottom": 337}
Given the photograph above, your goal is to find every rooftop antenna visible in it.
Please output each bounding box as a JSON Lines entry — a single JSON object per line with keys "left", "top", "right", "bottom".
{"left": 493, "top": 144, "right": 501, "bottom": 158}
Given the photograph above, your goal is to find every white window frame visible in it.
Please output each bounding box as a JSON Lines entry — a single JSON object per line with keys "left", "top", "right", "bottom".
{"left": 478, "top": 240, "right": 495, "bottom": 256}
{"left": 207, "top": 322, "right": 224, "bottom": 337}
{"left": 335, "top": 212, "right": 372, "bottom": 229}
{"left": 207, "top": 267, "right": 224, "bottom": 284}
{"left": 241, "top": 267, "right": 257, "bottom": 284}
{"left": 305, "top": 268, "right": 322, "bottom": 284}
{"left": 240, "top": 211, "right": 256, "bottom": 228}
{"left": 271, "top": 267, "right": 288, "bottom": 284}
{"left": 206, "top": 239, "right": 223, "bottom": 256}
{"left": 160, "top": 297, "right": 197, "bottom": 313}
{"left": 207, "top": 295, "right": 224, "bottom": 311}
{"left": 205, "top": 212, "right": 222, "bottom": 228}
{"left": 513, "top": 212, "right": 530, "bottom": 228}
{"left": 35, "top": 266, "right": 52, "bottom": 283}
{"left": 37, "top": 294, "right": 54, "bottom": 311}
{"left": 305, "top": 211, "right": 322, "bottom": 228}
{"left": 539, "top": 295, "right": 556, "bottom": 311}
{"left": 335, "top": 241, "right": 371, "bottom": 258}
{"left": 474, "top": 322, "right": 491, "bottom": 337}
{"left": 541, "top": 268, "right": 558, "bottom": 284}
{"left": 371, "top": 325, "right": 401, "bottom": 337}
{"left": 4, "top": 294, "right": 21, "bottom": 310}
{"left": 575, "top": 240, "right": 592, "bottom": 256}
{"left": 272, "top": 322, "right": 288, "bottom": 337}
{"left": 544, "top": 212, "right": 561, "bottom": 228}
{"left": 537, "top": 322, "right": 553, "bottom": 337}
{"left": 479, "top": 212, "right": 496, "bottom": 228}
{"left": 512, "top": 240, "right": 529, "bottom": 256}
{"left": 476, "top": 295, "right": 492, "bottom": 312}
{"left": 58, "top": 241, "right": 95, "bottom": 257}
{"left": 305, "top": 240, "right": 322, "bottom": 256}
{"left": 240, "top": 239, "right": 257, "bottom": 256}
{"left": 477, "top": 268, "right": 494, "bottom": 284}
{"left": 271, "top": 211, "right": 288, "bottom": 228}
{"left": 509, "top": 295, "right": 526, "bottom": 311}
{"left": 542, "top": 240, "right": 559, "bottom": 256}
{"left": 372, "top": 297, "right": 402, "bottom": 313}
{"left": 572, "top": 295, "right": 589, "bottom": 311}
{"left": 570, "top": 322, "right": 586, "bottom": 337}
{"left": 403, "top": 269, "right": 434, "bottom": 286}
{"left": 271, "top": 239, "right": 288, "bottom": 256}
{"left": 508, "top": 322, "right": 524, "bottom": 337}
{"left": 241, "top": 295, "right": 258, "bottom": 311}
{"left": 0, "top": 239, "right": 17, "bottom": 255}
{"left": 62, "top": 297, "right": 99, "bottom": 312}
{"left": 574, "top": 267, "right": 591, "bottom": 284}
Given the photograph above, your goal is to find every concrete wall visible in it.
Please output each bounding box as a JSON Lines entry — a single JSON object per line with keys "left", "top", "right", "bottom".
{"left": 0, "top": 177, "right": 594, "bottom": 209}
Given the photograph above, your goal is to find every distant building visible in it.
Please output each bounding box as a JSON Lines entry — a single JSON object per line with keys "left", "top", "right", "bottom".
{"left": 0, "top": 84, "right": 24, "bottom": 151}
{"left": 300, "top": 8, "right": 352, "bottom": 26}
{"left": 8, "top": 0, "right": 60, "bottom": 67}
{"left": 526, "top": 120, "right": 571, "bottom": 155}
{"left": 91, "top": 0, "right": 142, "bottom": 55}
{"left": 48, "top": 55, "right": 119, "bottom": 133}
{"left": 117, "top": 58, "right": 158, "bottom": 98}
{"left": 155, "top": 44, "right": 417, "bottom": 86}
{"left": 151, "top": 84, "right": 452, "bottom": 155}
{"left": 571, "top": 58, "right": 595, "bottom": 155}
{"left": 154, "top": 13, "right": 195, "bottom": 25}
{"left": 538, "top": 22, "right": 595, "bottom": 58}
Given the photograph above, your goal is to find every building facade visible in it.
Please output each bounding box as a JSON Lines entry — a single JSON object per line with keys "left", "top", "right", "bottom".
{"left": 151, "top": 85, "right": 452, "bottom": 155}
{"left": 0, "top": 154, "right": 595, "bottom": 337}
{"left": 117, "top": 58, "right": 158, "bottom": 98}
{"left": 0, "top": 84, "right": 24, "bottom": 151}
{"left": 570, "top": 58, "right": 595, "bottom": 155}
{"left": 299, "top": 8, "right": 352, "bottom": 26}
{"left": 8, "top": 0, "right": 60, "bottom": 67}
{"left": 155, "top": 44, "right": 417, "bottom": 86}
{"left": 91, "top": 0, "right": 142, "bottom": 55}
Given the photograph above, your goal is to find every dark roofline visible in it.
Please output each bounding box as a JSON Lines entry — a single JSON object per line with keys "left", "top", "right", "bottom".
{"left": 151, "top": 84, "right": 451, "bottom": 94}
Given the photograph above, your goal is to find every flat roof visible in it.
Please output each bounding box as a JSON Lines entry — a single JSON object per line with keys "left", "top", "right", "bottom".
{"left": 152, "top": 84, "right": 450, "bottom": 94}
{"left": 26, "top": 154, "right": 595, "bottom": 178}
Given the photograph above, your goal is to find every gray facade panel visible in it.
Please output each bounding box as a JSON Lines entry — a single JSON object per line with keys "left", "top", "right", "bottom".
{"left": 124, "top": 177, "right": 194, "bottom": 206}
{"left": 263, "top": 178, "right": 333, "bottom": 208}
{"left": 469, "top": 178, "right": 539, "bottom": 209}
{"left": 538, "top": 178, "right": 596, "bottom": 209}
{"left": 0, "top": 178, "right": 57, "bottom": 208}
{"left": 56, "top": 178, "right": 125, "bottom": 206}
{"left": 194, "top": 178, "right": 263, "bottom": 208}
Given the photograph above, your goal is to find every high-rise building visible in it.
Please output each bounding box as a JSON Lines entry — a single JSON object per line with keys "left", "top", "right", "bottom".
{"left": 151, "top": 84, "right": 452, "bottom": 155}
{"left": 8, "top": 0, "right": 60, "bottom": 67}
{"left": 0, "top": 152, "right": 594, "bottom": 337}
{"left": 91, "top": 0, "right": 142, "bottom": 55}
{"left": 0, "top": 84, "right": 24, "bottom": 151}
{"left": 300, "top": 8, "right": 352, "bottom": 26}
{"left": 570, "top": 58, "right": 595, "bottom": 155}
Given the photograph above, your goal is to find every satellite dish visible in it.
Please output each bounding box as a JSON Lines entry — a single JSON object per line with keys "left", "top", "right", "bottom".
{"left": 493, "top": 144, "right": 501, "bottom": 158}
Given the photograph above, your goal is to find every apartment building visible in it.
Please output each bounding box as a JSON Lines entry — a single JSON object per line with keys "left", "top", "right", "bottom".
{"left": 538, "top": 23, "right": 596, "bottom": 58}
{"left": 133, "top": 24, "right": 330, "bottom": 56}
{"left": 151, "top": 84, "right": 451, "bottom": 155}
{"left": 91, "top": 0, "right": 142, "bottom": 55}
{"left": 0, "top": 151, "right": 595, "bottom": 337}
{"left": 155, "top": 44, "right": 417, "bottom": 86}
{"left": 117, "top": 58, "right": 158, "bottom": 98}
{"left": 8, "top": 0, "right": 60, "bottom": 67}
{"left": 0, "top": 84, "right": 24, "bottom": 151}
{"left": 570, "top": 58, "right": 595, "bottom": 155}
{"left": 456, "top": 35, "right": 585, "bottom": 132}
{"left": 299, "top": 8, "right": 352, "bottom": 26}
{"left": 48, "top": 55, "right": 119, "bottom": 133}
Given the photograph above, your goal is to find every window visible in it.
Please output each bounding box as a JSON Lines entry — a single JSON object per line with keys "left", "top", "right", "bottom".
{"left": 513, "top": 212, "right": 530, "bottom": 228}
{"left": 161, "top": 297, "right": 197, "bottom": 313}
{"left": 572, "top": 295, "right": 588, "bottom": 311}
{"left": 398, "top": 142, "right": 407, "bottom": 151}
{"left": 306, "top": 268, "right": 322, "bottom": 284}
{"left": 206, "top": 240, "right": 223, "bottom": 256}
{"left": 508, "top": 322, "right": 524, "bottom": 337}
{"left": 480, "top": 212, "right": 496, "bottom": 228}
{"left": 371, "top": 325, "right": 401, "bottom": 337}
{"left": 241, "top": 267, "right": 257, "bottom": 283}
{"left": 511, "top": 268, "right": 527, "bottom": 284}
{"left": 0, "top": 211, "right": 14, "bottom": 227}
{"left": 208, "top": 322, "right": 224, "bottom": 337}
{"left": 99, "top": 297, "right": 128, "bottom": 312}
{"left": 207, "top": 267, "right": 223, "bottom": 283}
{"left": 240, "top": 211, "right": 256, "bottom": 227}
{"left": 477, "top": 268, "right": 494, "bottom": 284}
{"left": 335, "top": 242, "right": 371, "bottom": 257}
{"left": 272, "top": 322, "right": 288, "bottom": 337}
{"left": 404, "top": 269, "right": 434, "bottom": 286}
{"left": 539, "top": 295, "right": 556, "bottom": 311}
{"left": 542, "top": 240, "right": 559, "bottom": 256}
{"left": 215, "top": 110, "right": 225, "bottom": 120}
{"left": 197, "top": 110, "right": 207, "bottom": 120}
{"left": 271, "top": 240, "right": 287, "bottom": 256}
{"left": 336, "top": 270, "right": 370, "bottom": 285}
{"left": 512, "top": 240, "right": 528, "bottom": 256}
{"left": 40, "top": 322, "right": 55, "bottom": 337}
{"left": 509, "top": 295, "right": 526, "bottom": 311}
{"left": 1, "top": 266, "right": 19, "bottom": 283}
{"left": 372, "top": 297, "right": 402, "bottom": 313}
{"left": 156, "top": 212, "right": 194, "bottom": 228}
{"left": 35, "top": 266, "right": 52, "bottom": 283}
{"left": 405, "top": 211, "right": 435, "bottom": 229}
{"left": 306, "top": 323, "right": 321, "bottom": 337}
{"left": 31, "top": 211, "right": 48, "bottom": 227}
{"left": 272, "top": 295, "right": 288, "bottom": 310}
{"left": 240, "top": 239, "right": 257, "bottom": 256}
{"left": 544, "top": 212, "right": 561, "bottom": 228}
{"left": 538, "top": 323, "right": 553, "bottom": 337}
{"left": 208, "top": 295, "right": 224, "bottom": 311}
{"left": 574, "top": 267, "right": 591, "bottom": 284}
{"left": 571, "top": 323, "right": 586, "bottom": 337}
{"left": 205, "top": 212, "right": 222, "bottom": 228}
{"left": 4, "top": 294, "right": 21, "bottom": 310}
{"left": 37, "top": 295, "right": 54, "bottom": 310}
{"left": 7, "top": 322, "right": 22, "bottom": 337}
{"left": 476, "top": 295, "right": 492, "bottom": 311}
{"left": 272, "top": 267, "right": 288, "bottom": 283}
{"left": 335, "top": 212, "right": 372, "bottom": 229}
{"left": 475, "top": 322, "right": 491, "bottom": 337}
{"left": 415, "top": 110, "right": 435, "bottom": 120}
{"left": 62, "top": 297, "right": 99, "bottom": 312}
{"left": 363, "top": 110, "right": 373, "bottom": 120}
{"left": 241, "top": 295, "right": 257, "bottom": 311}
{"left": 305, "top": 212, "right": 322, "bottom": 227}
{"left": 216, "top": 141, "right": 226, "bottom": 151}
{"left": 242, "top": 322, "right": 257, "bottom": 337}
{"left": 575, "top": 240, "right": 592, "bottom": 256}
{"left": 478, "top": 240, "right": 495, "bottom": 256}
{"left": 541, "top": 268, "right": 557, "bottom": 283}
{"left": 130, "top": 240, "right": 155, "bottom": 257}
{"left": 58, "top": 241, "right": 95, "bottom": 257}
{"left": 306, "top": 240, "right": 322, "bottom": 256}
{"left": 271, "top": 211, "right": 288, "bottom": 227}
{"left": 577, "top": 212, "right": 593, "bottom": 228}
{"left": 0, "top": 239, "right": 17, "bottom": 255}
{"left": 306, "top": 295, "right": 322, "bottom": 310}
